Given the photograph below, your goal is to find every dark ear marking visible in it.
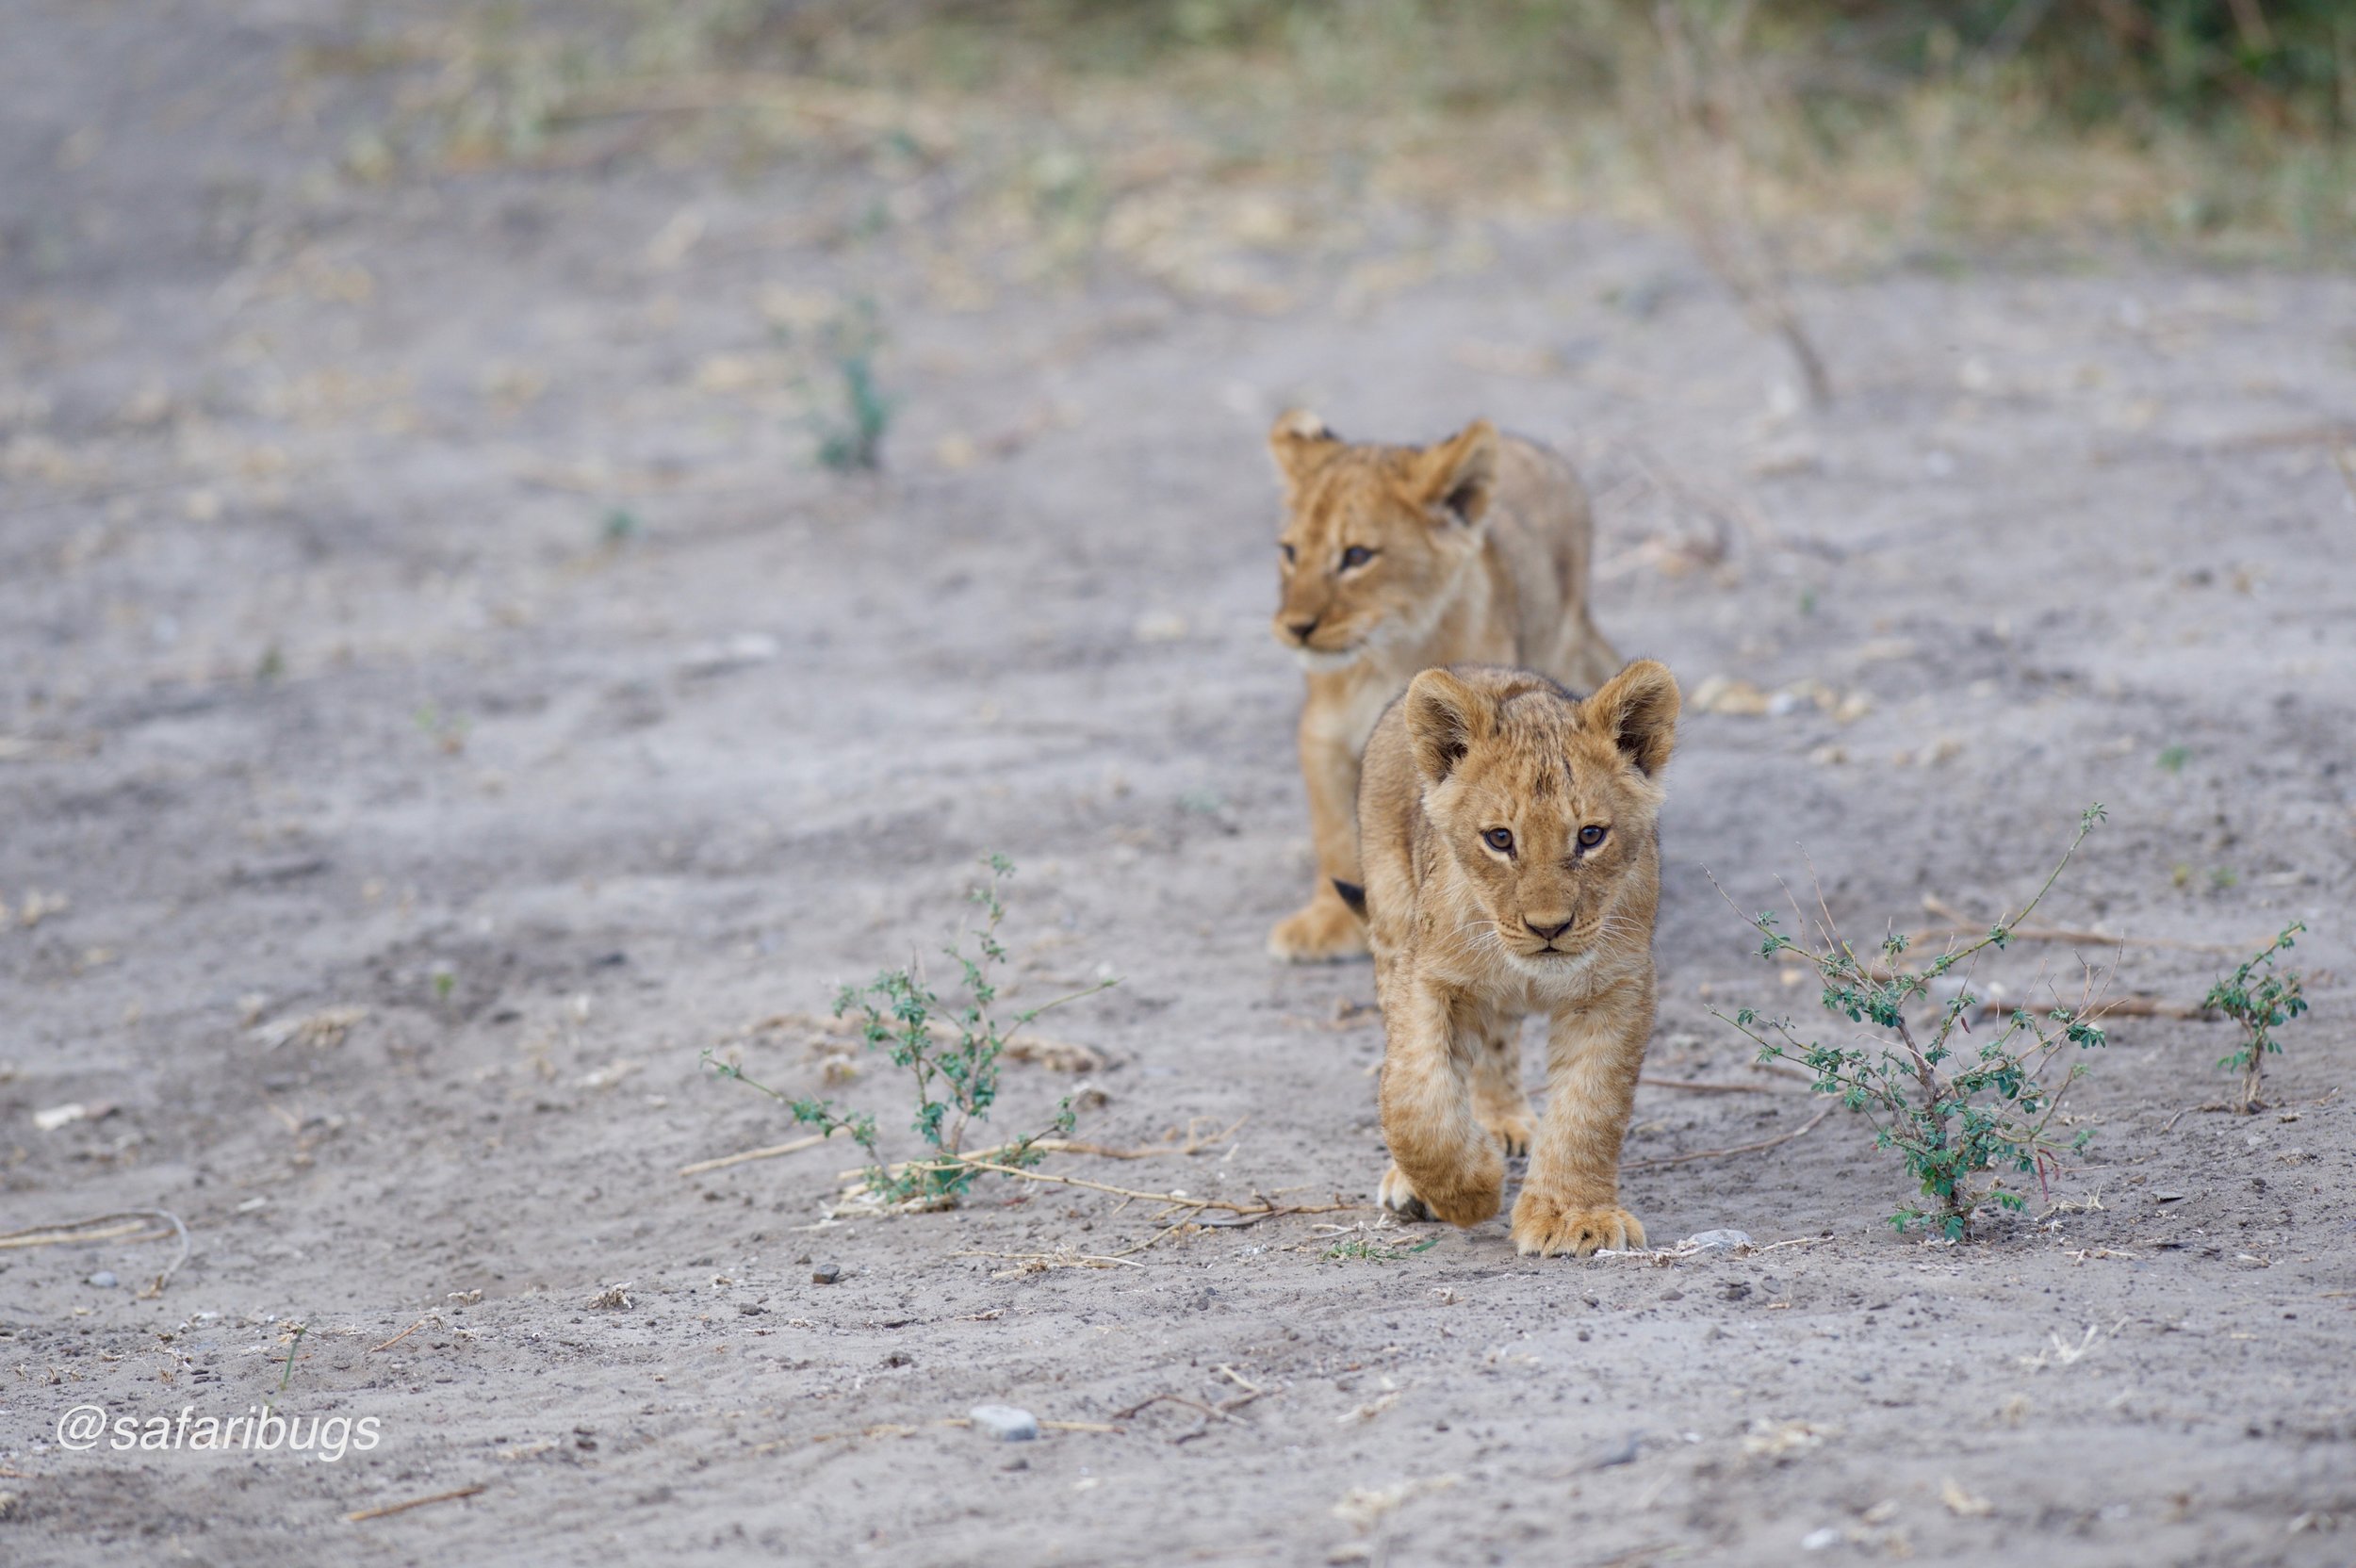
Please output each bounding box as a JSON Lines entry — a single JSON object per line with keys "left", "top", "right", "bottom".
{"left": 1586, "top": 659, "right": 1680, "bottom": 777}
{"left": 1403, "top": 669, "right": 1494, "bottom": 786}
{"left": 1415, "top": 419, "right": 1498, "bottom": 527}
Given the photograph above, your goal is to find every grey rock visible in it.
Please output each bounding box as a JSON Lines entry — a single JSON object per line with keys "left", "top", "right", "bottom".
{"left": 88, "top": 1270, "right": 118, "bottom": 1288}
{"left": 811, "top": 1263, "right": 842, "bottom": 1284}
{"left": 1581, "top": 1433, "right": 1641, "bottom": 1470}
{"left": 969, "top": 1404, "right": 1039, "bottom": 1442}
{"left": 1685, "top": 1230, "right": 1753, "bottom": 1253}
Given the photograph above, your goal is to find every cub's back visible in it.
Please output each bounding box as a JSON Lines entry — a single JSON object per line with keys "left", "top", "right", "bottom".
{"left": 1484, "top": 434, "right": 1603, "bottom": 679}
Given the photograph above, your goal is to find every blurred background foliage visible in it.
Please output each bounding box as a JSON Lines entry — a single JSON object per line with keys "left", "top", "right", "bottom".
{"left": 331, "top": 0, "right": 2355, "bottom": 267}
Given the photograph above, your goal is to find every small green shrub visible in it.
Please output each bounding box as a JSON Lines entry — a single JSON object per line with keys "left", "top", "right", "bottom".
{"left": 1716, "top": 806, "right": 2112, "bottom": 1240}
{"left": 708, "top": 856, "right": 1113, "bottom": 1209}
{"left": 817, "top": 352, "right": 894, "bottom": 471}
{"left": 2205, "top": 922, "right": 2307, "bottom": 1112}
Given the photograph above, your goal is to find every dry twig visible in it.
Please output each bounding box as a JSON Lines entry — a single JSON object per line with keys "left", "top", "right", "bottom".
{"left": 347, "top": 1484, "right": 486, "bottom": 1523}
{"left": 679, "top": 1126, "right": 850, "bottom": 1177}
{"left": 1623, "top": 1103, "right": 1834, "bottom": 1172}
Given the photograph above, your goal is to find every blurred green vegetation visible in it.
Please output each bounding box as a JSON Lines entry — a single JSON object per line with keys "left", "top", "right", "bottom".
{"left": 348, "top": 0, "right": 2355, "bottom": 256}
{"left": 722, "top": 0, "right": 2353, "bottom": 137}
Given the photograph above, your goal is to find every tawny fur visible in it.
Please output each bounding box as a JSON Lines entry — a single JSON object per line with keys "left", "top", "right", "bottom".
{"left": 1357, "top": 661, "right": 1678, "bottom": 1257}
{"left": 1265, "top": 412, "right": 1621, "bottom": 962}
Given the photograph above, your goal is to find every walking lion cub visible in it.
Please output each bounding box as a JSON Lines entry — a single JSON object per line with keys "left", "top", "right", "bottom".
{"left": 1350, "top": 660, "right": 1678, "bottom": 1257}
{"left": 1267, "top": 412, "right": 1619, "bottom": 962}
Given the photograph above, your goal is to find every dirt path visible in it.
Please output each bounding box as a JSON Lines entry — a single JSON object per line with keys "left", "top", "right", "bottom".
{"left": 5, "top": 4, "right": 2353, "bottom": 1564}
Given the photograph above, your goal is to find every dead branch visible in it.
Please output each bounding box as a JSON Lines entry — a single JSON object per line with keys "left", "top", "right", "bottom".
{"left": 1623, "top": 1103, "right": 1833, "bottom": 1172}
{"left": 1916, "top": 897, "right": 2256, "bottom": 955}
{"left": 1649, "top": 0, "right": 1833, "bottom": 406}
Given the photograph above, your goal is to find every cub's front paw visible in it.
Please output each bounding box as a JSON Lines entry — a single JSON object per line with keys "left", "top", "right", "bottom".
{"left": 1268, "top": 897, "right": 1368, "bottom": 963}
{"left": 1378, "top": 1152, "right": 1502, "bottom": 1228}
{"left": 1509, "top": 1191, "right": 1645, "bottom": 1258}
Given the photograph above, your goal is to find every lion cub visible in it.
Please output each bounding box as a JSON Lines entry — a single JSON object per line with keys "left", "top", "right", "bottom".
{"left": 1351, "top": 660, "right": 1678, "bottom": 1257}
{"left": 1267, "top": 412, "right": 1619, "bottom": 962}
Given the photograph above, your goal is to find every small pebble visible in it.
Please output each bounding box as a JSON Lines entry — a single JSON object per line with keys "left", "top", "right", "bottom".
{"left": 2153, "top": 1191, "right": 2187, "bottom": 1204}
{"left": 88, "top": 1271, "right": 118, "bottom": 1289}
{"left": 811, "top": 1263, "right": 842, "bottom": 1284}
{"left": 1686, "top": 1230, "right": 1753, "bottom": 1253}
{"left": 969, "top": 1404, "right": 1039, "bottom": 1442}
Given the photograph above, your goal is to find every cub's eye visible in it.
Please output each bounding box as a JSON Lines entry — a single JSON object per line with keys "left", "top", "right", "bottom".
{"left": 1482, "top": 827, "right": 1514, "bottom": 854}
{"left": 1280, "top": 542, "right": 1297, "bottom": 564}
{"left": 1578, "top": 825, "right": 1608, "bottom": 850}
{"left": 1340, "top": 546, "right": 1375, "bottom": 569}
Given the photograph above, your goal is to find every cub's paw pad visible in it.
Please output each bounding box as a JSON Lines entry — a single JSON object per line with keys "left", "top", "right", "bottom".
{"left": 1509, "top": 1194, "right": 1645, "bottom": 1258}
{"left": 1268, "top": 901, "right": 1369, "bottom": 963}
{"left": 1378, "top": 1164, "right": 1432, "bottom": 1222}
{"left": 1479, "top": 1108, "right": 1536, "bottom": 1158}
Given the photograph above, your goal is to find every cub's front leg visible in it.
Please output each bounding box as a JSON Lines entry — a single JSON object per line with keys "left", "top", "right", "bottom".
{"left": 1268, "top": 710, "right": 1369, "bottom": 962}
{"left": 1376, "top": 982, "right": 1504, "bottom": 1227}
{"left": 1512, "top": 981, "right": 1652, "bottom": 1257}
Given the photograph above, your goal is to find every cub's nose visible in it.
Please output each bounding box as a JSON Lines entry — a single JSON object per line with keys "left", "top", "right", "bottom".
{"left": 1525, "top": 917, "right": 1574, "bottom": 942}
{"left": 1284, "top": 616, "right": 1319, "bottom": 644}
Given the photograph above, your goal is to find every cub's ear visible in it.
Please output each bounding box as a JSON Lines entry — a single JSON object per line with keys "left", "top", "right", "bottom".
{"left": 1584, "top": 660, "right": 1679, "bottom": 777}
{"left": 1404, "top": 668, "right": 1496, "bottom": 785}
{"left": 1413, "top": 418, "right": 1498, "bottom": 526}
{"left": 1268, "top": 409, "right": 1340, "bottom": 488}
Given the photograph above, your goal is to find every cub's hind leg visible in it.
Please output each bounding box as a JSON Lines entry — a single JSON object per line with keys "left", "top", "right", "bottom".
{"left": 1468, "top": 1009, "right": 1534, "bottom": 1157}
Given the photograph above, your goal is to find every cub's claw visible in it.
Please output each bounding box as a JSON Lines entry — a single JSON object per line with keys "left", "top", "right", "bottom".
{"left": 1379, "top": 1164, "right": 1433, "bottom": 1221}
{"left": 1510, "top": 1192, "right": 1645, "bottom": 1258}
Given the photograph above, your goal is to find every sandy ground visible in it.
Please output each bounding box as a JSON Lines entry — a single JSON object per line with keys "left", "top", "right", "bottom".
{"left": 6, "top": 4, "right": 2356, "bottom": 1564}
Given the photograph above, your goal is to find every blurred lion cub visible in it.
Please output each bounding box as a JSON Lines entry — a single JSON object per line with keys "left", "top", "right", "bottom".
{"left": 1354, "top": 660, "right": 1679, "bottom": 1256}
{"left": 1267, "top": 412, "right": 1619, "bottom": 961}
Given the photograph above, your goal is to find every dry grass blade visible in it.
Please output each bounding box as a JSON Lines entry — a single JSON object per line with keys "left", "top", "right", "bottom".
{"left": 369, "top": 1317, "right": 433, "bottom": 1353}
{"left": 0, "top": 1208, "right": 190, "bottom": 1297}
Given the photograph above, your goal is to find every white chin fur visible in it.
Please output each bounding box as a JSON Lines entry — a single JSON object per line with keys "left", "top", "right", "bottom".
{"left": 1293, "top": 646, "right": 1366, "bottom": 674}
{"left": 1508, "top": 949, "right": 1600, "bottom": 989}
